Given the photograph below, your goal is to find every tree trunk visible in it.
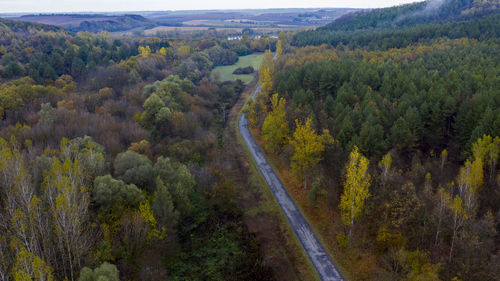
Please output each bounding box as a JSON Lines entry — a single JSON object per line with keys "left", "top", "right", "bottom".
{"left": 449, "top": 211, "right": 458, "bottom": 262}
{"left": 490, "top": 159, "right": 496, "bottom": 183}
{"left": 349, "top": 187, "right": 355, "bottom": 241}
{"left": 435, "top": 198, "right": 443, "bottom": 246}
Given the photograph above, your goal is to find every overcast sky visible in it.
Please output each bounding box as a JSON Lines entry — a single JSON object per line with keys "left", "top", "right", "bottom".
{"left": 0, "top": 0, "right": 421, "bottom": 13}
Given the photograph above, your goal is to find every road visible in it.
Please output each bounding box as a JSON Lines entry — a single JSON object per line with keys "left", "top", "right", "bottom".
{"left": 238, "top": 85, "right": 344, "bottom": 281}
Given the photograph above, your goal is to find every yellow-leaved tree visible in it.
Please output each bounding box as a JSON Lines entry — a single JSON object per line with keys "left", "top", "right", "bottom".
{"left": 138, "top": 45, "right": 151, "bottom": 57}
{"left": 379, "top": 151, "right": 392, "bottom": 185}
{"left": 276, "top": 39, "right": 283, "bottom": 56}
{"left": 158, "top": 47, "right": 168, "bottom": 56}
{"left": 13, "top": 247, "right": 54, "bottom": 281}
{"left": 340, "top": 146, "right": 371, "bottom": 241}
{"left": 262, "top": 94, "right": 289, "bottom": 152}
{"left": 259, "top": 50, "right": 274, "bottom": 93}
{"left": 289, "top": 117, "right": 333, "bottom": 189}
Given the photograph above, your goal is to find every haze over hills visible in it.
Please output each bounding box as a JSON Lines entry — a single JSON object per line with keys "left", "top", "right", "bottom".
{"left": 292, "top": 0, "right": 500, "bottom": 47}
{"left": 0, "top": 8, "right": 359, "bottom": 34}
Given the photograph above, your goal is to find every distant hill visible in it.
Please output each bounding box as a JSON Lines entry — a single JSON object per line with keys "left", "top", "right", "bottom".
{"left": 0, "top": 17, "right": 64, "bottom": 33}
{"left": 292, "top": 0, "right": 500, "bottom": 48}
{"left": 10, "top": 14, "right": 156, "bottom": 33}
{"left": 1, "top": 8, "right": 358, "bottom": 34}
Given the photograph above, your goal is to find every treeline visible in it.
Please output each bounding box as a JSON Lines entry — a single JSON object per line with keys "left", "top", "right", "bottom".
{"left": 249, "top": 32, "right": 500, "bottom": 281}
{"left": 292, "top": 0, "right": 500, "bottom": 49}
{"left": 273, "top": 39, "right": 500, "bottom": 158}
{"left": 0, "top": 18, "right": 272, "bottom": 281}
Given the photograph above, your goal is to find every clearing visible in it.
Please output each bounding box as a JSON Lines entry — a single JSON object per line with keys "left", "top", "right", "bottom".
{"left": 211, "top": 53, "right": 264, "bottom": 84}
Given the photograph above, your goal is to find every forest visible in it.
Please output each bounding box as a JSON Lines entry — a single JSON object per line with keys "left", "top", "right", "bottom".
{"left": 247, "top": 0, "right": 500, "bottom": 280}
{"left": 1, "top": 0, "right": 499, "bottom": 280}
{"left": 0, "top": 14, "right": 278, "bottom": 281}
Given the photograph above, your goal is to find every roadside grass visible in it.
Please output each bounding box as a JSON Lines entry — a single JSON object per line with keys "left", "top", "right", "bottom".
{"left": 212, "top": 53, "right": 264, "bottom": 84}
{"left": 228, "top": 82, "right": 320, "bottom": 281}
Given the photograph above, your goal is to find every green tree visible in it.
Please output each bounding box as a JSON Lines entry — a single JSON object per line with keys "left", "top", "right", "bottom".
{"left": 38, "top": 103, "right": 56, "bottom": 126}
{"left": 114, "top": 151, "right": 154, "bottom": 191}
{"left": 153, "top": 157, "right": 195, "bottom": 213}
{"left": 391, "top": 117, "right": 414, "bottom": 154}
{"left": 60, "top": 136, "right": 107, "bottom": 182}
{"left": 78, "top": 262, "right": 119, "bottom": 281}
{"left": 93, "top": 175, "right": 144, "bottom": 213}
{"left": 152, "top": 177, "right": 179, "bottom": 228}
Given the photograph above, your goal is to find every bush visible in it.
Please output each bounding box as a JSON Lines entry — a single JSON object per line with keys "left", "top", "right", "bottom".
{"left": 232, "top": 66, "right": 254, "bottom": 75}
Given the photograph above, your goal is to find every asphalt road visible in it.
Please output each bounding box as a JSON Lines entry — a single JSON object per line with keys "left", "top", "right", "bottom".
{"left": 238, "top": 85, "right": 344, "bottom": 281}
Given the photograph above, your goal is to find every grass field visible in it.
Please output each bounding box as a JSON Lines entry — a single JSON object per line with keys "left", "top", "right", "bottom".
{"left": 211, "top": 53, "right": 264, "bottom": 84}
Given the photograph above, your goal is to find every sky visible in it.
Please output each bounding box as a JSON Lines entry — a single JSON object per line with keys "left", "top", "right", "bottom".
{"left": 0, "top": 0, "right": 421, "bottom": 13}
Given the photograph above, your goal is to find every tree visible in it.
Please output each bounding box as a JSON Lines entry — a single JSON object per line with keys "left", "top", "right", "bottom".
{"left": 138, "top": 46, "right": 151, "bottom": 57}
{"left": 113, "top": 151, "right": 154, "bottom": 191}
{"left": 434, "top": 187, "right": 450, "bottom": 246}
{"left": 38, "top": 103, "right": 56, "bottom": 126}
{"left": 55, "top": 75, "right": 76, "bottom": 93}
{"left": 261, "top": 94, "right": 289, "bottom": 152}
{"left": 440, "top": 149, "right": 448, "bottom": 172}
{"left": 405, "top": 250, "right": 441, "bottom": 281}
{"left": 78, "top": 262, "right": 119, "bottom": 281}
{"left": 153, "top": 157, "right": 195, "bottom": 213}
{"left": 391, "top": 117, "right": 414, "bottom": 154}
{"left": 276, "top": 39, "right": 283, "bottom": 56}
{"left": 379, "top": 151, "right": 392, "bottom": 185}
{"left": 140, "top": 93, "right": 167, "bottom": 129}
{"left": 128, "top": 140, "right": 153, "bottom": 160}
{"left": 12, "top": 247, "right": 54, "bottom": 281}
{"left": 259, "top": 50, "right": 274, "bottom": 93}
{"left": 60, "top": 136, "right": 108, "bottom": 183}
{"left": 449, "top": 195, "right": 466, "bottom": 262}
{"left": 158, "top": 47, "right": 167, "bottom": 56}
{"left": 93, "top": 175, "right": 144, "bottom": 214}
{"left": 473, "top": 135, "right": 500, "bottom": 182}
{"left": 339, "top": 146, "right": 371, "bottom": 240}
{"left": 248, "top": 98, "right": 266, "bottom": 129}
{"left": 42, "top": 158, "right": 91, "bottom": 281}
{"left": 386, "top": 182, "right": 422, "bottom": 244}
{"left": 152, "top": 177, "right": 179, "bottom": 229}
{"left": 289, "top": 117, "right": 331, "bottom": 189}
{"left": 359, "top": 120, "right": 386, "bottom": 157}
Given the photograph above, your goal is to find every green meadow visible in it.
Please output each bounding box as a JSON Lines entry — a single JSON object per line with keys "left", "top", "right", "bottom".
{"left": 211, "top": 53, "right": 264, "bottom": 84}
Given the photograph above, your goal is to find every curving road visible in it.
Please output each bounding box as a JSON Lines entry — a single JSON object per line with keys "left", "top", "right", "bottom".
{"left": 238, "top": 86, "right": 344, "bottom": 281}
